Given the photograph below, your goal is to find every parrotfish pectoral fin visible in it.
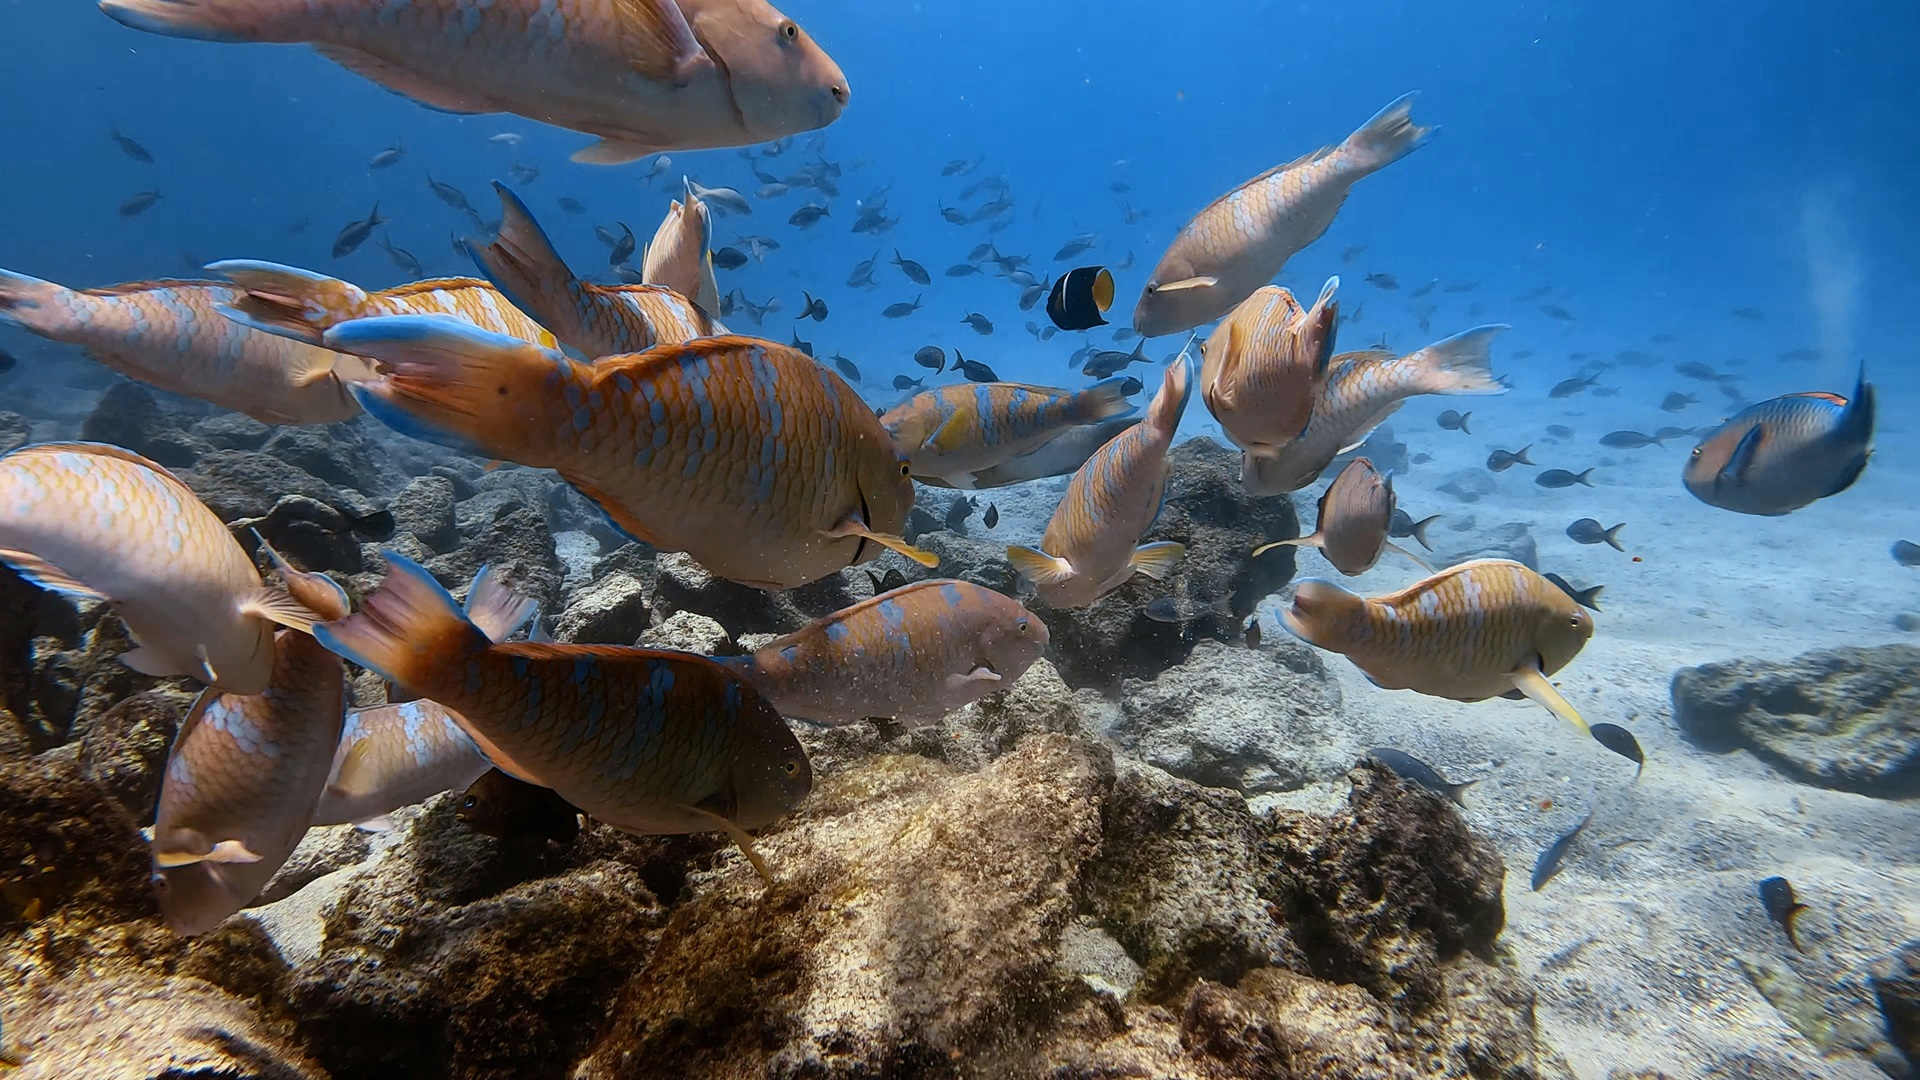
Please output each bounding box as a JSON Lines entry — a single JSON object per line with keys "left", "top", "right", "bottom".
{"left": 1382, "top": 540, "right": 1435, "bottom": 573}
{"left": 153, "top": 838, "right": 263, "bottom": 868}
{"left": 1128, "top": 541, "right": 1186, "bottom": 581}
{"left": 238, "top": 586, "right": 324, "bottom": 634}
{"left": 1510, "top": 660, "right": 1591, "bottom": 735}
{"left": 1719, "top": 426, "right": 1763, "bottom": 487}
{"left": 119, "top": 645, "right": 178, "bottom": 679}
{"left": 572, "top": 138, "right": 667, "bottom": 166}
{"left": 1251, "top": 537, "right": 1312, "bottom": 558}
{"left": 256, "top": 536, "right": 351, "bottom": 622}
{"left": 353, "top": 815, "right": 398, "bottom": 834}
{"left": 678, "top": 804, "right": 775, "bottom": 885}
{"left": 944, "top": 667, "right": 1001, "bottom": 690}
{"left": 824, "top": 518, "right": 939, "bottom": 567}
{"left": 614, "top": 0, "right": 714, "bottom": 86}
{"left": 312, "top": 44, "right": 492, "bottom": 114}
{"left": 1152, "top": 277, "right": 1218, "bottom": 293}
{"left": 0, "top": 548, "right": 108, "bottom": 602}
{"left": 1007, "top": 546, "right": 1074, "bottom": 586}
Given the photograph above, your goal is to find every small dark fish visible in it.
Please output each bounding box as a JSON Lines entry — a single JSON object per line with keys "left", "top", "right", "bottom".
{"left": 1410, "top": 452, "right": 1432, "bottom": 465}
{"left": 789, "top": 329, "right": 814, "bottom": 357}
{"left": 941, "top": 158, "right": 976, "bottom": 176}
{"left": 788, "top": 202, "right": 830, "bottom": 228}
{"left": 712, "top": 246, "right": 749, "bottom": 271}
{"left": 1894, "top": 540, "right": 1920, "bottom": 567}
{"left": 960, "top": 312, "right": 993, "bottom": 335}
{"left": 1542, "top": 571, "right": 1603, "bottom": 611}
{"left": 1410, "top": 280, "right": 1437, "bottom": 298}
{"left": 555, "top": 197, "right": 587, "bottom": 215}
{"left": 1565, "top": 518, "right": 1625, "bottom": 551}
{"left": 1486, "top": 445, "right": 1535, "bottom": 472}
{"left": 1532, "top": 810, "right": 1595, "bottom": 891}
{"left": 1368, "top": 748, "right": 1480, "bottom": 807}
{"left": 797, "top": 291, "right": 828, "bottom": 322}
{"left": 1731, "top": 306, "right": 1765, "bottom": 322}
{"left": 833, "top": 354, "right": 861, "bottom": 382}
{"left": 110, "top": 126, "right": 154, "bottom": 163}
{"left": 1436, "top": 409, "right": 1472, "bottom": 434}
{"left": 285, "top": 217, "right": 310, "bottom": 236}
{"left": 508, "top": 161, "right": 541, "bottom": 185}
{"left": 913, "top": 345, "right": 945, "bottom": 372}
{"left": 1053, "top": 233, "right": 1099, "bottom": 261}
{"left": 1109, "top": 180, "right": 1131, "bottom": 194}
{"left": 1143, "top": 596, "right": 1223, "bottom": 624}
{"left": 1046, "top": 265, "right": 1113, "bottom": 332}
{"left": 1082, "top": 340, "right": 1146, "bottom": 379}
{"left": 1018, "top": 283, "right": 1046, "bottom": 311}
{"left": 892, "top": 250, "right": 930, "bottom": 285}
{"left": 945, "top": 263, "right": 980, "bottom": 277}
{"left": 956, "top": 354, "right": 998, "bottom": 382}
{"left": 1536, "top": 468, "right": 1596, "bottom": 489}
{"left": 1444, "top": 281, "right": 1477, "bottom": 294}
{"left": 1545, "top": 424, "right": 1574, "bottom": 438}
{"left": 1654, "top": 425, "right": 1690, "bottom": 444}
{"left": 1364, "top": 272, "right": 1399, "bottom": 290}
{"left": 332, "top": 202, "right": 387, "bottom": 258}
{"left": 1244, "top": 619, "right": 1262, "bottom": 649}
{"left": 939, "top": 204, "right": 969, "bottom": 226}
{"left": 1550, "top": 374, "right": 1599, "bottom": 399}
{"left": 1514, "top": 285, "right": 1553, "bottom": 302}
{"left": 944, "top": 495, "right": 974, "bottom": 532}
{"left": 1758, "top": 877, "right": 1809, "bottom": 952}
{"left": 892, "top": 374, "right": 923, "bottom": 391}
{"left": 882, "top": 295, "right": 923, "bottom": 319}
{"left": 1599, "top": 430, "right": 1665, "bottom": 449}
{"left": 1589, "top": 723, "right": 1644, "bottom": 775}
{"left": 608, "top": 222, "right": 636, "bottom": 265}
{"left": 457, "top": 768, "right": 581, "bottom": 844}
{"left": 1541, "top": 305, "right": 1576, "bottom": 321}
{"left": 1674, "top": 361, "right": 1718, "bottom": 382}
{"left": 866, "top": 568, "right": 910, "bottom": 594}
{"left": 982, "top": 504, "right": 999, "bottom": 529}
{"left": 1388, "top": 510, "right": 1441, "bottom": 551}
{"left": 967, "top": 242, "right": 997, "bottom": 262}
{"left": 378, "top": 233, "right": 423, "bottom": 277}
{"left": 1660, "top": 391, "right": 1697, "bottom": 412}
{"left": 118, "top": 190, "right": 162, "bottom": 217}
{"left": 424, "top": 173, "right": 473, "bottom": 212}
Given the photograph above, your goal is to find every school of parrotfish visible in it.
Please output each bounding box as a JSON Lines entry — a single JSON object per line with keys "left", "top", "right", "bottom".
{"left": 0, "top": 5, "right": 1879, "bottom": 936}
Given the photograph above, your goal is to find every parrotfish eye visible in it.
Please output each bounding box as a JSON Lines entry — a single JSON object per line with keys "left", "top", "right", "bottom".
{"left": 782, "top": 760, "right": 800, "bottom": 776}
{"left": 780, "top": 20, "right": 799, "bottom": 42}
{"left": 1144, "top": 283, "right": 1157, "bottom": 294}
{"left": 899, "top": 461, "right": 912, "bottom": 477}
{"left": 461, "top": 795, "right": 479, "bottom": 810}
{"left": 1569, "top": 615, "right": 1581, "bottom": 628}
{"left": 1015, "top": 619, "right": 1029, "bottom": 635}
{"left": 1689, "top": 447, "right": 1702, "bottom": 458}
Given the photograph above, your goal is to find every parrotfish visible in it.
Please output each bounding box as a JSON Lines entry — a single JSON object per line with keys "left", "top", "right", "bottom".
{"left": 1134, "top": 93, "right": 1435, "bottom": 337}
{"left": 322, "top": 318, "right": 933, "bottom": 589}
{"left": 457, "top": 769, "right": 582, "bottom": 845}
{"left": 1008, "top": 345, "right": 1195, "bottom": 608}
{"left": 1254, "top": 457, "right": 1429, "bottom": 576}
{"left": 642, "top": 178, "right": 723, "bottom": 314}
{"left": 209, "top": 260, "right": 558, "bottom": 350}
{"left": 1240, "top": 325, "right": 1508, "bottom": 496}
{"left": 1281, "top": 558, "right": 1594, "bottom": 733}
{"left": 99, "top": 0, "right": 850, "bottom": 163}
{"left": 881, "top": 378, "right": 1138, "bottom": 489}
{"left": 150, "top": 544, "right": 351, "bottom": 936}
{"left": 1683, "top": 367, "right": 1874, "bottom": 516}
{"left": 313, "top": 551, "right": 813, "bottom": 878}
{"left": 0, "top": 443, "right": 315, "bottom": 694}
{"left": 311, "top": 567, "right": 541, "bottom": 829}
{"left": 916, "top": 414, "right": 1144, "bottom": 491}
{"left": 0, "top": 270, "right": 366, "bottom": 425}
{"left": 1201, "top": 279, "right": 1340, "bottom": 457}
{"left": 714, "top": 579, "right": 1048, "bottom": 726}
{"left": 469, "top": 183, "right": 723, "bottom": 359}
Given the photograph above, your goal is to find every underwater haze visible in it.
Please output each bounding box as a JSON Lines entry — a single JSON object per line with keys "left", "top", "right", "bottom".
{"left": 1, "top": 0, "right": 1918, "bottom": 1077}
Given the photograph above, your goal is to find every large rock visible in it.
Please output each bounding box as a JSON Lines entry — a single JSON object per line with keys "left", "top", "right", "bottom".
{"left": 425, "top": 505, "right": 564, "bottom": 613}
{"left": 183, "top": 448, "right": 387, "bottom": 527}
{"left": 649, "top": 551, "right": 856, "bottom": 637}
{"left": 260, "top": 419, "right": 414, "bottom": 497}
{"left": 1110, "top": 638, "right": 1350, "bottom": 794}
{"left": 1672, "top": 644, "right": 1920, "bottom": 796}
{"left": 552, "top": 570, "right": 653, "bottom": 645}
{"left": 1438, "top": 520, "right": 1539, "bottom": 570}
{"left": 1035, "top": 437, "right": 1300, "bottom": 691}
{"left": 387, "top": 474, "right": 458, "bottom": 552}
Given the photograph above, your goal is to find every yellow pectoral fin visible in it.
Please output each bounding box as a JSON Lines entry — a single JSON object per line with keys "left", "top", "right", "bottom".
{"left": 825, "top": 518, "right": 940, "bottom": 567}
{"left": 239, "top": 587, "right": 320, "bottom": 634}
{"left": 678, "top": 803, "right": 774, "bottom": 884}
{"left": 1007, "top": 545, "right": 1073, "bottom": 586}
{"left": 1382, "top": 540, "right": 1434, "bottom": 573}
{"left": 1128, "top": 541, "right": 1186, "bottom": 581}
{"left": 1251, "top": 537, "right": 1312, "bottom": 558}
{"left": 1511, "top": 661, "right": 1591, "bottom": 735}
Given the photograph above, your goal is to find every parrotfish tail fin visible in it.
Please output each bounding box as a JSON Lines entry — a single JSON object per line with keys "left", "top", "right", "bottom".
{"left": 1829, "top": 367, "right": 1875, "bottom": 497}
{"left": 468, "top": 183, "right": 593, "bottom": 344}
{"left": 0, "top": 267, "right": 83, "bottom": 338}
{"left": 322, "top": 314, "right": 574, "bottom": 467}
{"left": 1409, "top": 514, "right": 1441, "bottom": 551}
{"left": 312, "top": 549, "right": 491, "bottom": 690}
{"left": 1407, "top": 324, "right": 1508, "bottom": 396}
{"left": 208, "top": 259, "right": 367, "bottom": 345}
{"left": 1340, "top": 91, "right": 1438, "bottom": 176}
{"left": 1383, "top": 540, "right": 1435, "bottom": 572}
{"left": 1602, "top": 524, "right": 1626, "bottom": 552}
{"left": 1007, "top": 546, "right": 1073, "bottom": 587}
{"left": 1077, "top": 375, "right": 1140, "bottom": 422}
{"left": 1510, "top": 660, "right": 1591, "bottom": 735}
{"left": 463, "top": 565, "right": 540, "bottom": 643}
{"left": 1146, "top": 337, "right": 1197, "bottom": 436}
{"left": 97, "top": 0, "right": 263, "bottom": 43}
{"left": 1279, "top": 578, "right": 1367, "bottom": 650}
{"left": 254, "top": 533, "right": 350, "bottom": 623}
{"left": 1128, "top": 541, "right": 1185, "bottom": 581}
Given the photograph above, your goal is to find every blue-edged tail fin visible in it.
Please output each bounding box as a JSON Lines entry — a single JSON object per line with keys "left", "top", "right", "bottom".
{"left": 312, "top": 550, "right": 489, "bottom": 689}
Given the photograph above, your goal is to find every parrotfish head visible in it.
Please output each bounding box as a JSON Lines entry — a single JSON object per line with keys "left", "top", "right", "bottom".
{"left": 1131, "top": 252, "right": 1217, "bottom": 339}
{"left": 1279, "top": 578, "right": 1367, "bottom": 651}
{"left": 978, "top": 604, "right": 1051, "bottom": 676}
{"left": 728, "top": 697, "right": 814, "bottom": 830}
{"left": 853, "top": 439, "right": 919, "bottom": 555}
{"left": 1533, "top": 597, "right": 1595, "bottom": 677}
{"left": 700, "top": 0, "right": 850, "bottom": 139}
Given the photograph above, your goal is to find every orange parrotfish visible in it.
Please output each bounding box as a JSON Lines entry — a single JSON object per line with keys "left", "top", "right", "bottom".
{"left": 1134, "top": 94, "right": 1435, "bottom": 337}
{"left": 468, "top": 183, "right": 722, "bottom": 359}
{"left": 1683, "top": 366, "right": 1874, "bottom": 516}
{"left": 150, "top": 543, "right": 351, "bottom": 936}
{"left": 880, "top": 378, "right": 1138, "bottom": 489}
{"left": 1201, "top": 279, "right": 1340, "bottom": 456}
{"left": 0, "top": 443, "right": 316, "bottom": 694}
{"left": 209, "top": 261, "right": 559, "bottom": 350}
{"left": 322, "top": 317, "right": 934, "bottom": 589}
{"left": 1241, "top": 325, "right": 1508, "bottom": 496}
{"left": 99, "top": 0, "right": 851, "bottom": 163}
{"left": 642, "top": 178, "right": 723, "bottom": 314}
{"left": 1007, "top": 344, "right": 1195, "bottom": 608}
{"left": 1254, "top": 457, "right": 1430, "bottom": 576}
{"left": 715, "top": 579, "right": 1049, "bottom": 726}
{"left": 313, "top": 550, "right": 813, "bottom": 879}
{"left": 1283, "top": 558, "right": 1594, "bottom": 733}
{"left": 0, "top": 270, "right": 368, "bottom": 425}
{"left": 311, "top": 567, "right": 541, "bottom": 829}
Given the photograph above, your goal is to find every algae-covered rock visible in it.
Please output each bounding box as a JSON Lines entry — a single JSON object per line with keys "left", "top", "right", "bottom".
{"left": 1672, "top": 644, "right": 1920, "bottom": 796}
{"left": 554, "top": 570, "right": 653, "bottom": 644}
